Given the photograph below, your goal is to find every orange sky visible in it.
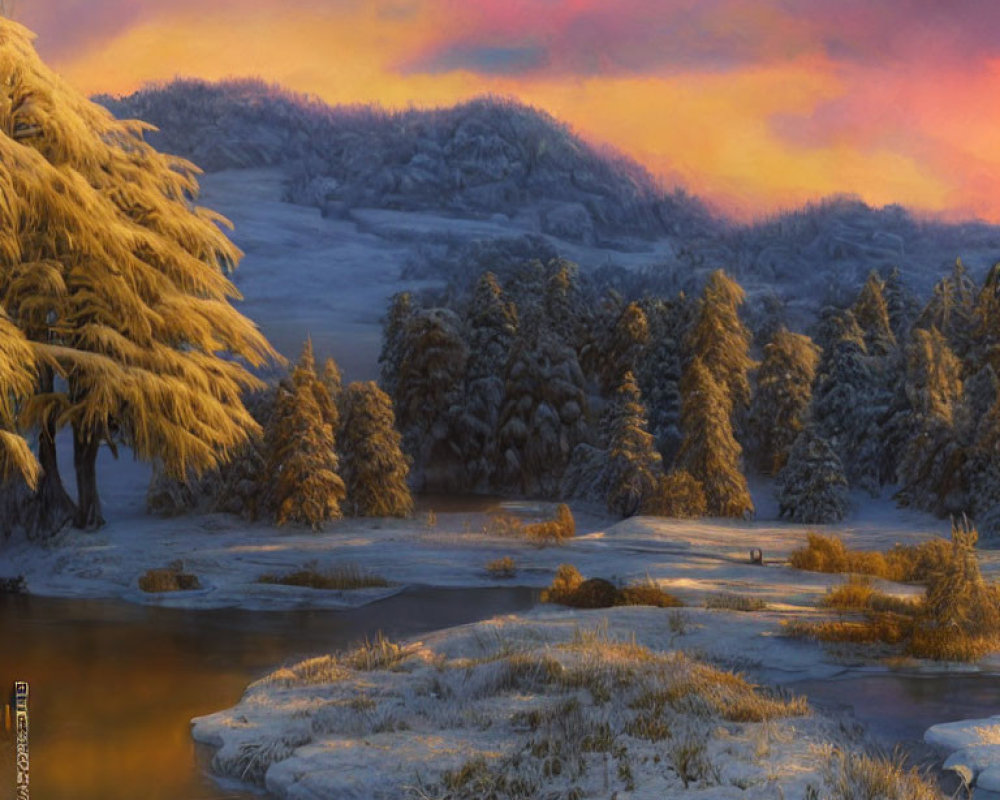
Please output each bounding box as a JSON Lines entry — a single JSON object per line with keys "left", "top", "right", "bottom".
{"left": 15, "top": 0, "right": 1000, "bottom": 222}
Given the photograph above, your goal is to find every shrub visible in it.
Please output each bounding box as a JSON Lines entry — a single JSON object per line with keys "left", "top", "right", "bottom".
{"left": 258, "top": 564, "right": 388, "bottom": 590}
{"left": 138, "top": 566, "right": 201, "bottom": 592}
{"left": 821, "top": 577, "right": 918, "bottom": 615}
{"left": 482, "top": 512, "right": 525, "bottom": 537}
{"left": 523, "top": 504, "right": 575, "bottom": 544}
{"left": 789, "top": 533, "right": 951, "bottom": 583}
{"left": 485, "top": 556, "right": 517, "bottom": 579}
{"left": 541, "top": 564, "right": 585, "bottom": 604}
{"left": 619, "top": 578, "right": 683, "bottom": 608}
{"left": 824, "top": 750, "right": 943, "bottom": 800}
{"left": 641, "top": 470, "right": 707, "bottom": 518}
{"left": 541, "top": 567, "right": 683, "bottom": 608}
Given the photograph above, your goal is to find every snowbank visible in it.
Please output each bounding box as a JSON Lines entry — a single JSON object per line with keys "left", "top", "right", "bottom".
{"left": 926, "top": 717, "right": 1000, "bottom": 791}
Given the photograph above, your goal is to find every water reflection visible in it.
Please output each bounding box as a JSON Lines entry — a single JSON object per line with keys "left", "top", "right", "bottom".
{"left": 0, "top": 586, "right": 538, "bottom": 800}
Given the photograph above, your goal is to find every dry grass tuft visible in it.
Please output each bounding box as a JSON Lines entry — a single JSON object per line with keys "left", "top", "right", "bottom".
{"left": 138, "top": 566, "right": 200, "bottom": 592}
{"left": 821, "top": 576, "right": 919, "bottom": 615}
{"left": 824, "top": 750, "right": 944, "bottom": 800}
{"left": 485, "top": 556, "right": 517, "bottom": 579}
{"left": 258, "top": 563, "right": 388, "bottom": 591}
{"left": 789, "top": 533, "right": 951, "bottom": 583}
{"left": 344, "top": 631, "right": 409, "bottom": 671}
{"left": 705, "top": 593, "right": 767, "bottom": 612}
{"left": 541, "top": 566, "right": 682, "bottom": 608}
{"left": 522, "top": 503, "right": 576, "bottom": 544}
{"left": 619, "top": 578, "right": 684, "bottom": 608}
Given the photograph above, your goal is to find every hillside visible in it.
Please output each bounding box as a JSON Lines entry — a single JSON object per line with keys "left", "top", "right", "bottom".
{"left": 97, "top": 79, "right": 715, "bottom": 246}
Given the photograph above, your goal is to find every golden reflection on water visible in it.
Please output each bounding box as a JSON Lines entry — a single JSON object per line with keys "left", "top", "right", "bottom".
{"left": 0, "top": 587, "right": 536, "bottom": 800}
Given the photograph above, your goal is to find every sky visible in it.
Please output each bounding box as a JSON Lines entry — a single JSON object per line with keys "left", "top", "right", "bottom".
{"left": 12, "top": 1, "right": 1000, "bottom": 222}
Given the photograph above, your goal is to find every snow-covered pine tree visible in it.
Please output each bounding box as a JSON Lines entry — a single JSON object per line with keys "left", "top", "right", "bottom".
{"left": 498, "top": 322, "right": 588, "bottom": 496}
{"left": 749, "top": 328, "right": 820, "bottom": 476}
{"left": 378, "top": 291, "right": 413, "bottom": 402}
{"left": 893, "top": 327, "right": 964, "bottom": 514}
{"left": 636, "top": 294, "right": 690, "bottom": 469}
{"left": 294, "top": 338, "right": 339, "bottom": 432}
{"left": 265, "top": 378, "right": 345, "bottom": 529}
{"left": 459, "top": 271, "right": 518, "bottom": 491}
{"left": 642, "top": 470, "right": 707, "bottom": 518}
{"left": 811, "top": 309, "right": 886, "bottom": 493}
{"left": 883, "top": 266, "right": 920, "bottom": 343}
{"left": 851, "top": 270, "right": 897, "bottom": 356}
{"left": 676, "top": 357, "right": 753, "bottom": 518}
{"left": 322, "top": 357, "right": 344, "bottom": 417}
{"left": 972, "top": 262, "right": 1000, "bottom": 377}
{"left": 395, "top": 307, "right": 468, "bottom": 489}
{"left": 339, "top": 381, "right": 413, "bottom": 517}
{"left": 598, "top": 302, "right": 650, "bottom": 394}
{"left": 0, "top": 19, "right": 277, "bottom": 533}
{"left": 775, "top": 424, "right": 849, "bottom": 523}
{"left": 917, "top": 259, "right": 977, "bottom": 362}
{"left": 605, "top": 371, "right": 662, "bottom": 517}
{"left": 543, "top": 258, "right": 586, "bottom": 349}
{"left": 684, "top": 270, "right": 754, "bottom": 416}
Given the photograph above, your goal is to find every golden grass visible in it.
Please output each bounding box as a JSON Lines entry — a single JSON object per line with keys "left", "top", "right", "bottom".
{"left": 705, "top": 593, "right": 768, "bottom": 612}
{"left": 788, "top": 533, "right": 950, "bottom": 583}
{"left": 138, "top": 567, "right": 200, "bottom": 592}
{"left": 541, "top": 566, "right": 682, "bottom": 608}
{"left": 523, "top": 503, "right": 576, "bottom": 544}
{"left": 821, "top": 576, "right": 919, "bottom": 615}
{"left": 485, "top": 556, "right": 517, "bottom": 579}
{"left": 824, "top": 750, "right": 944, "bottom": 800}
{"left": 257, "top": 564, "right": 388, "bottom": 590}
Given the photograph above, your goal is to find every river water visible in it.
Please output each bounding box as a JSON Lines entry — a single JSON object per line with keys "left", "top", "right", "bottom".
{"left": 0, "top": 587, "right": 538, "bottom": 800}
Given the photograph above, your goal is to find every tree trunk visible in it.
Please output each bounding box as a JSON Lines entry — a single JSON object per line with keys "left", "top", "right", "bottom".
{"left": 72, "top": 424, "right": 104, "bottom": 530}
{"left": 2, "top": 367, "right": 77, "bottom": 540}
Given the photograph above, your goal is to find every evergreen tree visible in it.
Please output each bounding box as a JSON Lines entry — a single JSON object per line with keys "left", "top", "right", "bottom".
{"left": 458, "top": 272, "right": 518, "bottom": 491}
{"left": 636, "top": 294, "right": 690, "bottom": 469}
{"left": 851, "top": 270, "right": 896, "bottom": 356}
{"left": 893, "top": 328, "right": 964, "bottom": 513}
{"left": 641, "top": 470, "right": 707, "bottom": 518}
{"left": 775, "top": 425, "right": 849, "bottom": 523}
{"left": 339, "top": 381, "right": 412, "bottom": 517}
{"left": 0, "top": 311, "right": 37, "bottom": 487}
{"left": 676, "top": 357, "right": 753, "bottom": 518}
{"left": 498, "top": 325, "right": 588, "bottom": 496}
{"left": 294, "top": 339, "right": 338, "bottom": 432}
{"left": 378, "top": 291, "right": 413, "bottom": 402}
{"left": 265, "top": 379, "right": 346, "bottom": 530}
{"left": 543, "top": 259, "right": 586, "bottom": 348}
{"left": 883, "top": 266, "right": 920, "bottom": 343}
{"left": 972, "top": 262, "right": 1000, "bottom": 377}
{"left": 684, "top": 270, "right": 754, "bottom": 415}
{"left": 917, "top": 259, "right": 977, "bottom": 361}
{"left": 605, "top": 371, "right": 662, "bottom": 517}
{"left": 599, "top": 302, "right": 650, "bottom": 393}
{"left": 395, "top": 307, "right": 468, "bottom": 489}
{"left": 749, "top": 328, "right": 820, "bottom": 475}
{"left": 0, "top": 19, "right": 276, "bottom": 533}
{"left": 321, "top": 357, "right": 344, "bottom": 415}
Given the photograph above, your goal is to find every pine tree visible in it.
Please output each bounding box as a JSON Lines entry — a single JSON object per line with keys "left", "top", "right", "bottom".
{"left": 918, "top": 259, "right": 977, "bottom": 361}
{"left": 883, "top": 266, "right": 920, "bottom": 343}
{"left": 973, "top": 262, "right": 1000, "bottom": 376}
{"left": 265, "top": 379, "right": 345, "bottom": 530}
{"left": 775, "top": 425, "right": 849, "bottom": 524}
{"left": 339, "top": 381, "right": 412, "bottom": 517}
{"left": 749, "top": 328, "right": 820, "bottom": 475}
{"left": 458, "top": 272, "right": 518, "bottom": 491}
{"left": 543, "top": 259, "right": 586, "bottom": 348}
{"left": 676, "top": 357, "right": 753, "bottom": 518}
{"left": 498, "top": 325, "right": 588, "bottom": 496}
{"left": 378, "top": 291, "right": 413, "bottom": 402}
{"left": 294, "top": 339, "right": 338, "bottom": 432}
{"left": 893, "top": 328, "right": 964, "bottom": 513}
{"left": 0, "top": 311, "right": 37, "bottom": 487}
{"left": 0, "top": 19, "right": 277, "bottom": 534}
{"left": 684, "top": 270, "right": 754, "bottom": 415}
{"left": 395, "top": 307, "right": 467, "bottom": 489}
{"left": 605, "top": 371, "right": 662, "bottom": 517}
{"left": 599, "top": 302, "right": 650, "bottom": 394}
{"left": 322, "top": 357, "right": 344, "bottom": 416}
{"left": 851, "top": 270, "right": 896, "bottom": 356}
{"left": 642, "top": 471, "right": 707, "bottom": 518}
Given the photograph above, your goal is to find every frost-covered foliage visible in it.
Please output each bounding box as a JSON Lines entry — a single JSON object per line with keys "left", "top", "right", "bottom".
{"left": 394, "top": 307, "right": 468, "bottom": 490}
{"left": 101, "top": 82, "right": 703, "bottom": 241}
{"left": 377, "top": 291, "right": 413, "bottom": 403}
{"left": 892, "top": 328, "right": 964, "bottom": 513}
{"left": 559, "top": 443, "right": 610, "bottom": 501}
{"left": 458, "top": 273, "right": 518, "bottom": 491}
{"left": 676, "top": 358, "right": 753, "bottom": 518}
{"left": 684, "top": 270, "right": 755, "bottom": 416}
{"left": 597, "top": 301, "right": 650, "bottom": 394}
{"left": 775, "top": 425, "right": 849, "bottom": 524}
{"left": 918, "top": 258, "right": 978, "bottom": 361}
{"left": 498, "top": 325, "right": 588, "bottom": 496}
{"left": 642, "top": 470, "right": 708, "bottom": 519}
{"left": 883, "top": 265, "right": 921, "bottom": 343}
{"left": 265, "top": 360, "right": 346, "bottom": 529}
{"left": 851, "top": 270, "right": 897, "bottom": 356}
{"left": 636, "top": 295, "right": 690, "bottom": 468}
{"left": 748, "top": 328, "right": 820, "bottom": 476}
{"left": 604, "top": 372, "right": 662, "bottom": 517}
{"left": 0, "top": 20, "right": 276, "bottom": 536}
{"left": 339, "top": 381, "right": 412, "bottom": 518}
{"left": 811, "top": 309, "right": 886, "bottom": 493}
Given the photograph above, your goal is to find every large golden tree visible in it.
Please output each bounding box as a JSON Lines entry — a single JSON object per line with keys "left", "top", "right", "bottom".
{"left": 0, "top": 19, "right": 276, "bottom": 533}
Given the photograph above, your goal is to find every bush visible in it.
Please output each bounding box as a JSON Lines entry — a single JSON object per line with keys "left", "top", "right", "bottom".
{"left": 789, "top": 533, "right": 950, "bottom": 583}
{"left": 258, "top": 564, "right": 389, "bottom": 590}
{"left": 641, "top": 471, "right": 707, "bottom": 518}
{"left": 705, "top": 593, "right": 767, "bottom": 612}
{"left": 523, "top": 504, "right": 575, "bottom": 544}
{"left": 485, "top": 556, "right": 517, "bottom": 579}
{"left": 138, "top": 566, "right": 201, "bottom": 592}
{"left": 541, "top": 566, "right": 682, "bottom": 608}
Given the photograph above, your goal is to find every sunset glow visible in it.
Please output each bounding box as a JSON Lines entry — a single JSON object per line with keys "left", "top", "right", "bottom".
{"left": 17, "top": 1, "right": 1000, "bottom": 221}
